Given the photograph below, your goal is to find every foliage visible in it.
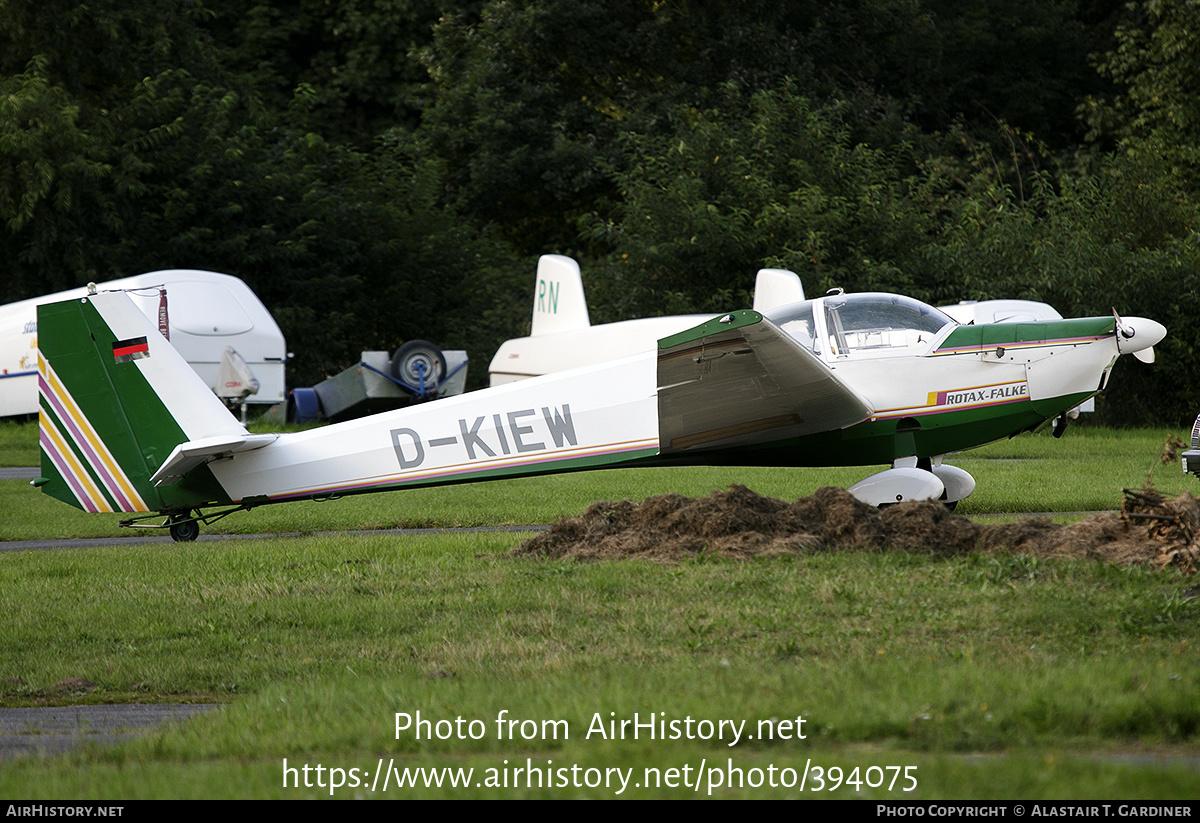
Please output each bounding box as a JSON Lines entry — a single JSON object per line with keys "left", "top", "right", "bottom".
{"left": 0, "top": 0, "right": 516, "bottom": 387}
{"left": 1082, "top": 0, "right": 1200, "bottom": 183}
{"left": 202, "top": 0, "right": 487, "bottom": 143}
{"left": 419, "top": 0, "right": 936, "bottom": 256}
{"left": 905, "top": 0, "right": 1118, "bottom": 146}
{"left": 1, "top": 0, "right": 1198, "bottom": 421}
{"left": 918, "top": 148, "right": 1200, "bottom": 425}
{"left": 102, "top": 118, "right": 515, "bottom": 387}
{"left": 0, "top": 0, "right": 235, "bottom": 298}
{"left": 578, "top": 82, "right": 942, "bottom": 319}
{"left": 0, "top": 59, "right": 114, "bottom": 297}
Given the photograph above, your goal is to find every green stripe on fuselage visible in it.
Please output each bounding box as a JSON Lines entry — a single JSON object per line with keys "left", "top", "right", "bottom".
{"left": 643, "top": 391, "right": 1092, "bottom": 469}
{"left": 937, "top": 316, "right": 1114, "bottom": 353}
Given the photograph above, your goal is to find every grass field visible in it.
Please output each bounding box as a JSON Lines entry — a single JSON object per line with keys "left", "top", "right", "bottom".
{"left": 2, "top": 422, "right": 1195, "bottom": 541}
{"left": 1, "top": 420, "right": 1197, "bottom": 798}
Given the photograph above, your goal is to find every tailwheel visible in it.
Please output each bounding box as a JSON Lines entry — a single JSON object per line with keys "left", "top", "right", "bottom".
{"left": 168, "top": 512, "right": 200, "bottom": 542}
{"left": 120, "top": 504, "right": 249, "bottom": 539}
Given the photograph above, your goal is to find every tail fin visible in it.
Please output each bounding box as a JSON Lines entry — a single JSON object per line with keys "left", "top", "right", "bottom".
{"left": 36, "top": 291, "right": 246, "bottom": 512}
{"left": 529, "top": 255, "right": 590, "bottom": 336}
{"left": 752, "top": 269, "right": 805, "bottom": 313}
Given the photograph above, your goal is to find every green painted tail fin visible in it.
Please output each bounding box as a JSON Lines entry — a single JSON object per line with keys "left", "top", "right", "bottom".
{"left": 36, "top": 292, "right": 246, "bottom": 513}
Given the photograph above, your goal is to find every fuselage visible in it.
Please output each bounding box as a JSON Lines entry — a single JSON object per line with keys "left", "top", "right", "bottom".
{"left": 206, "top": 295, "right": 1125, "bottom": 506}
{"left": 39, "top": 289, "right": 1158, "bottom": 519}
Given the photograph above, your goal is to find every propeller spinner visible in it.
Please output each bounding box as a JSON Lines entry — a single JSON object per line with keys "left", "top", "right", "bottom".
{"left": 1112, "top": 309, "right": 1166, "bottom": 363}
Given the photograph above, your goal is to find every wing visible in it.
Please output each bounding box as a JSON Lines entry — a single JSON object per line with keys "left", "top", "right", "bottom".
{"left": 657, "top": 311, "right": 872, "bottom": 453}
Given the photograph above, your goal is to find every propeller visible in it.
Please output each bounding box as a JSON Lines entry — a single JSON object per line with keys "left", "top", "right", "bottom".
{"left": 1112, "top": 309, "right": 1165, "bottom": 363}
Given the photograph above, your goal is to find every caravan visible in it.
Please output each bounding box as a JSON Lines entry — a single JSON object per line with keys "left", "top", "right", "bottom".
{"left": 1, "top": 270, "right": 286, "bottom": 417}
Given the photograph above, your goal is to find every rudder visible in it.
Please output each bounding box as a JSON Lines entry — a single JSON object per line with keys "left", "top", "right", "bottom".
{"left": 36, "top": 292, "right": 243, "bottom": 513}
{"left": 529, "top": 255, "right": 590, "bottom": 336}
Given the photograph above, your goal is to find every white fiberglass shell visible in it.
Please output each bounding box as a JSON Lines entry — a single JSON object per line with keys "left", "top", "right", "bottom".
{"left": 0, "top": 270, "right": 286, "bottom": 417}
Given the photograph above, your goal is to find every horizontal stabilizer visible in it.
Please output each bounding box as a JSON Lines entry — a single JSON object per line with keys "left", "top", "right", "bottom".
{"left": 151, "top": 433, "right": 278, "bottom": 487}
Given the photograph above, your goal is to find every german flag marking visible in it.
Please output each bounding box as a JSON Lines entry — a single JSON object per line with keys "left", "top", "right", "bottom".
{"left": 112, "top": 336, "right": 149, "bottom": 363}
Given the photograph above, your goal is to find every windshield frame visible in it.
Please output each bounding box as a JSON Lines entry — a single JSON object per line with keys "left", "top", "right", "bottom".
{"left": 765, "top": 293, "right": 957, "bottom": 361}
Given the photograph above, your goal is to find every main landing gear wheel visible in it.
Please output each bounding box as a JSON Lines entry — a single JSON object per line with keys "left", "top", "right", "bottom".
{"left": 168, "top": 513, "right": 199, "bottom": 542}
{"left": 847, "top": 460, "right": 975, "bottom": 509}
{"left": 918, "top": 458, "right": 958, "bottom": 511}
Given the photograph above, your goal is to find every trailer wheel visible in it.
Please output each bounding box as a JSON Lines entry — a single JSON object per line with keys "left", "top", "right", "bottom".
{"left": 391, "top": 340, "right": 446, "bottom": 396}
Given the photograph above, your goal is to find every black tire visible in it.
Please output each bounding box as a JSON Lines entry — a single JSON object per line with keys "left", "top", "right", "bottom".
{"left": 169, "top": 516, "right": 199, "bottom": 542}
{"left": 921, "top": 457, "right": 958, "bottom": 510}
{"left": 390, "top": 340, "right": 447, "bottom": 392}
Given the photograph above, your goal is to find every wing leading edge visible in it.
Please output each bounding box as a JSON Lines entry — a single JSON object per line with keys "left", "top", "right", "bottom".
{"left": 656, "top": 311, "right": 873, "bottom": 453}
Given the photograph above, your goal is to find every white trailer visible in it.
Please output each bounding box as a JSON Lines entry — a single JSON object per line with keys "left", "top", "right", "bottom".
{"left": 1, "top": 270, "right": 287, "bottom": 417}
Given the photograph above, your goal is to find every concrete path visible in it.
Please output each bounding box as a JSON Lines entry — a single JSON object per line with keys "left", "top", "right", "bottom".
{"left": 0, "top": 703, "right": 219, "bottom": 761}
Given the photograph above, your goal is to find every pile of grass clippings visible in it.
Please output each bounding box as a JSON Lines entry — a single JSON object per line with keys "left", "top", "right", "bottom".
{"left": 510, "top": 484, "right": 1200, "bottom": 573}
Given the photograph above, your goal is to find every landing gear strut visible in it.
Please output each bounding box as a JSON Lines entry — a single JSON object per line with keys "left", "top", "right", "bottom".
{"left": 119, "top": 504, "right": 251, "bottom": 542}
{"left": 168, "top": 512, "right": 200, "bottom": 542}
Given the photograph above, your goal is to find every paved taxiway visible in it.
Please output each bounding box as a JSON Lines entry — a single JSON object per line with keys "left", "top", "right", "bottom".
{"left": 0, "top": 704, "right": 219, "bottom": 761}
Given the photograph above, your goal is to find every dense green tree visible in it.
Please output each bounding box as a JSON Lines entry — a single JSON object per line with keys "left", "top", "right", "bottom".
{"left": 0, "top": 0, "right": 219, "bottom": 94}
{"left": 0, "top": 0, "right": 239, "bottom": 298}
{"left": 578, "top": 82, "right": 941, "bottom": 319}
{"left": 917, "top": 148, "right": 1200, "bottom": 426}
{"left": 1082, "top": 0, "right": 1200, "bottom": 184}
{"left": 576, "top": 74, "right": 1199, "bottom": 423}
{"left": 0, "top": 59, "right": 114, "bottom": 298}
{"left": 894, "top": 0, "right": 1121, "bottom": 145}
{"left": 202, "top": 0, "right": 486, "bottom": 144}
{"left": 420, "top": 0, "right": 1126, "bottom": 259}
{"left": 2, "top": 0, "right": 1195, "bottom": 420}
{"left": 421, "top": 0, "right": 858, "bottom": 256}
{"left": 0, "top": 0, "right": 516, "bottom": 386}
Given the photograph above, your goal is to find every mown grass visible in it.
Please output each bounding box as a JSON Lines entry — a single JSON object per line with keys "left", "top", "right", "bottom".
{"left": 1, "top": 423, "right": 1197, "bottom": 798}
{"left": 0, "top": 418, "right": 38, "bottom": 467}
{"left": 1, "top": 531, "right": 1198, "bottom": 798}
{"left": 0, "top": 423, "right": 1194, "bottom": 540}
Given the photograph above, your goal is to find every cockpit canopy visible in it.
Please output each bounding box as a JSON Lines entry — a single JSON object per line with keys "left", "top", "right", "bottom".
{"left": 765, "top": 293, "right": 956, "bottom": 359}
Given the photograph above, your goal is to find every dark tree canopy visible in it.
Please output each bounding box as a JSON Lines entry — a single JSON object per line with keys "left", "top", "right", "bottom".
{"left": 1, "top": 0, "right": 1196, "bottom": 419}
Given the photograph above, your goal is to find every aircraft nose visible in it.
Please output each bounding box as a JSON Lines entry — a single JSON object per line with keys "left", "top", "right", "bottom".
{"left": 1116, "top": 316, "right": 1167, "bottom": 363}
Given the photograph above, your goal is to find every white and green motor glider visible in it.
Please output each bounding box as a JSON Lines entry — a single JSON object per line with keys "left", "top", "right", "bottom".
{"left": 34, "top": 288, "right": 1164, "bottom": 541}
